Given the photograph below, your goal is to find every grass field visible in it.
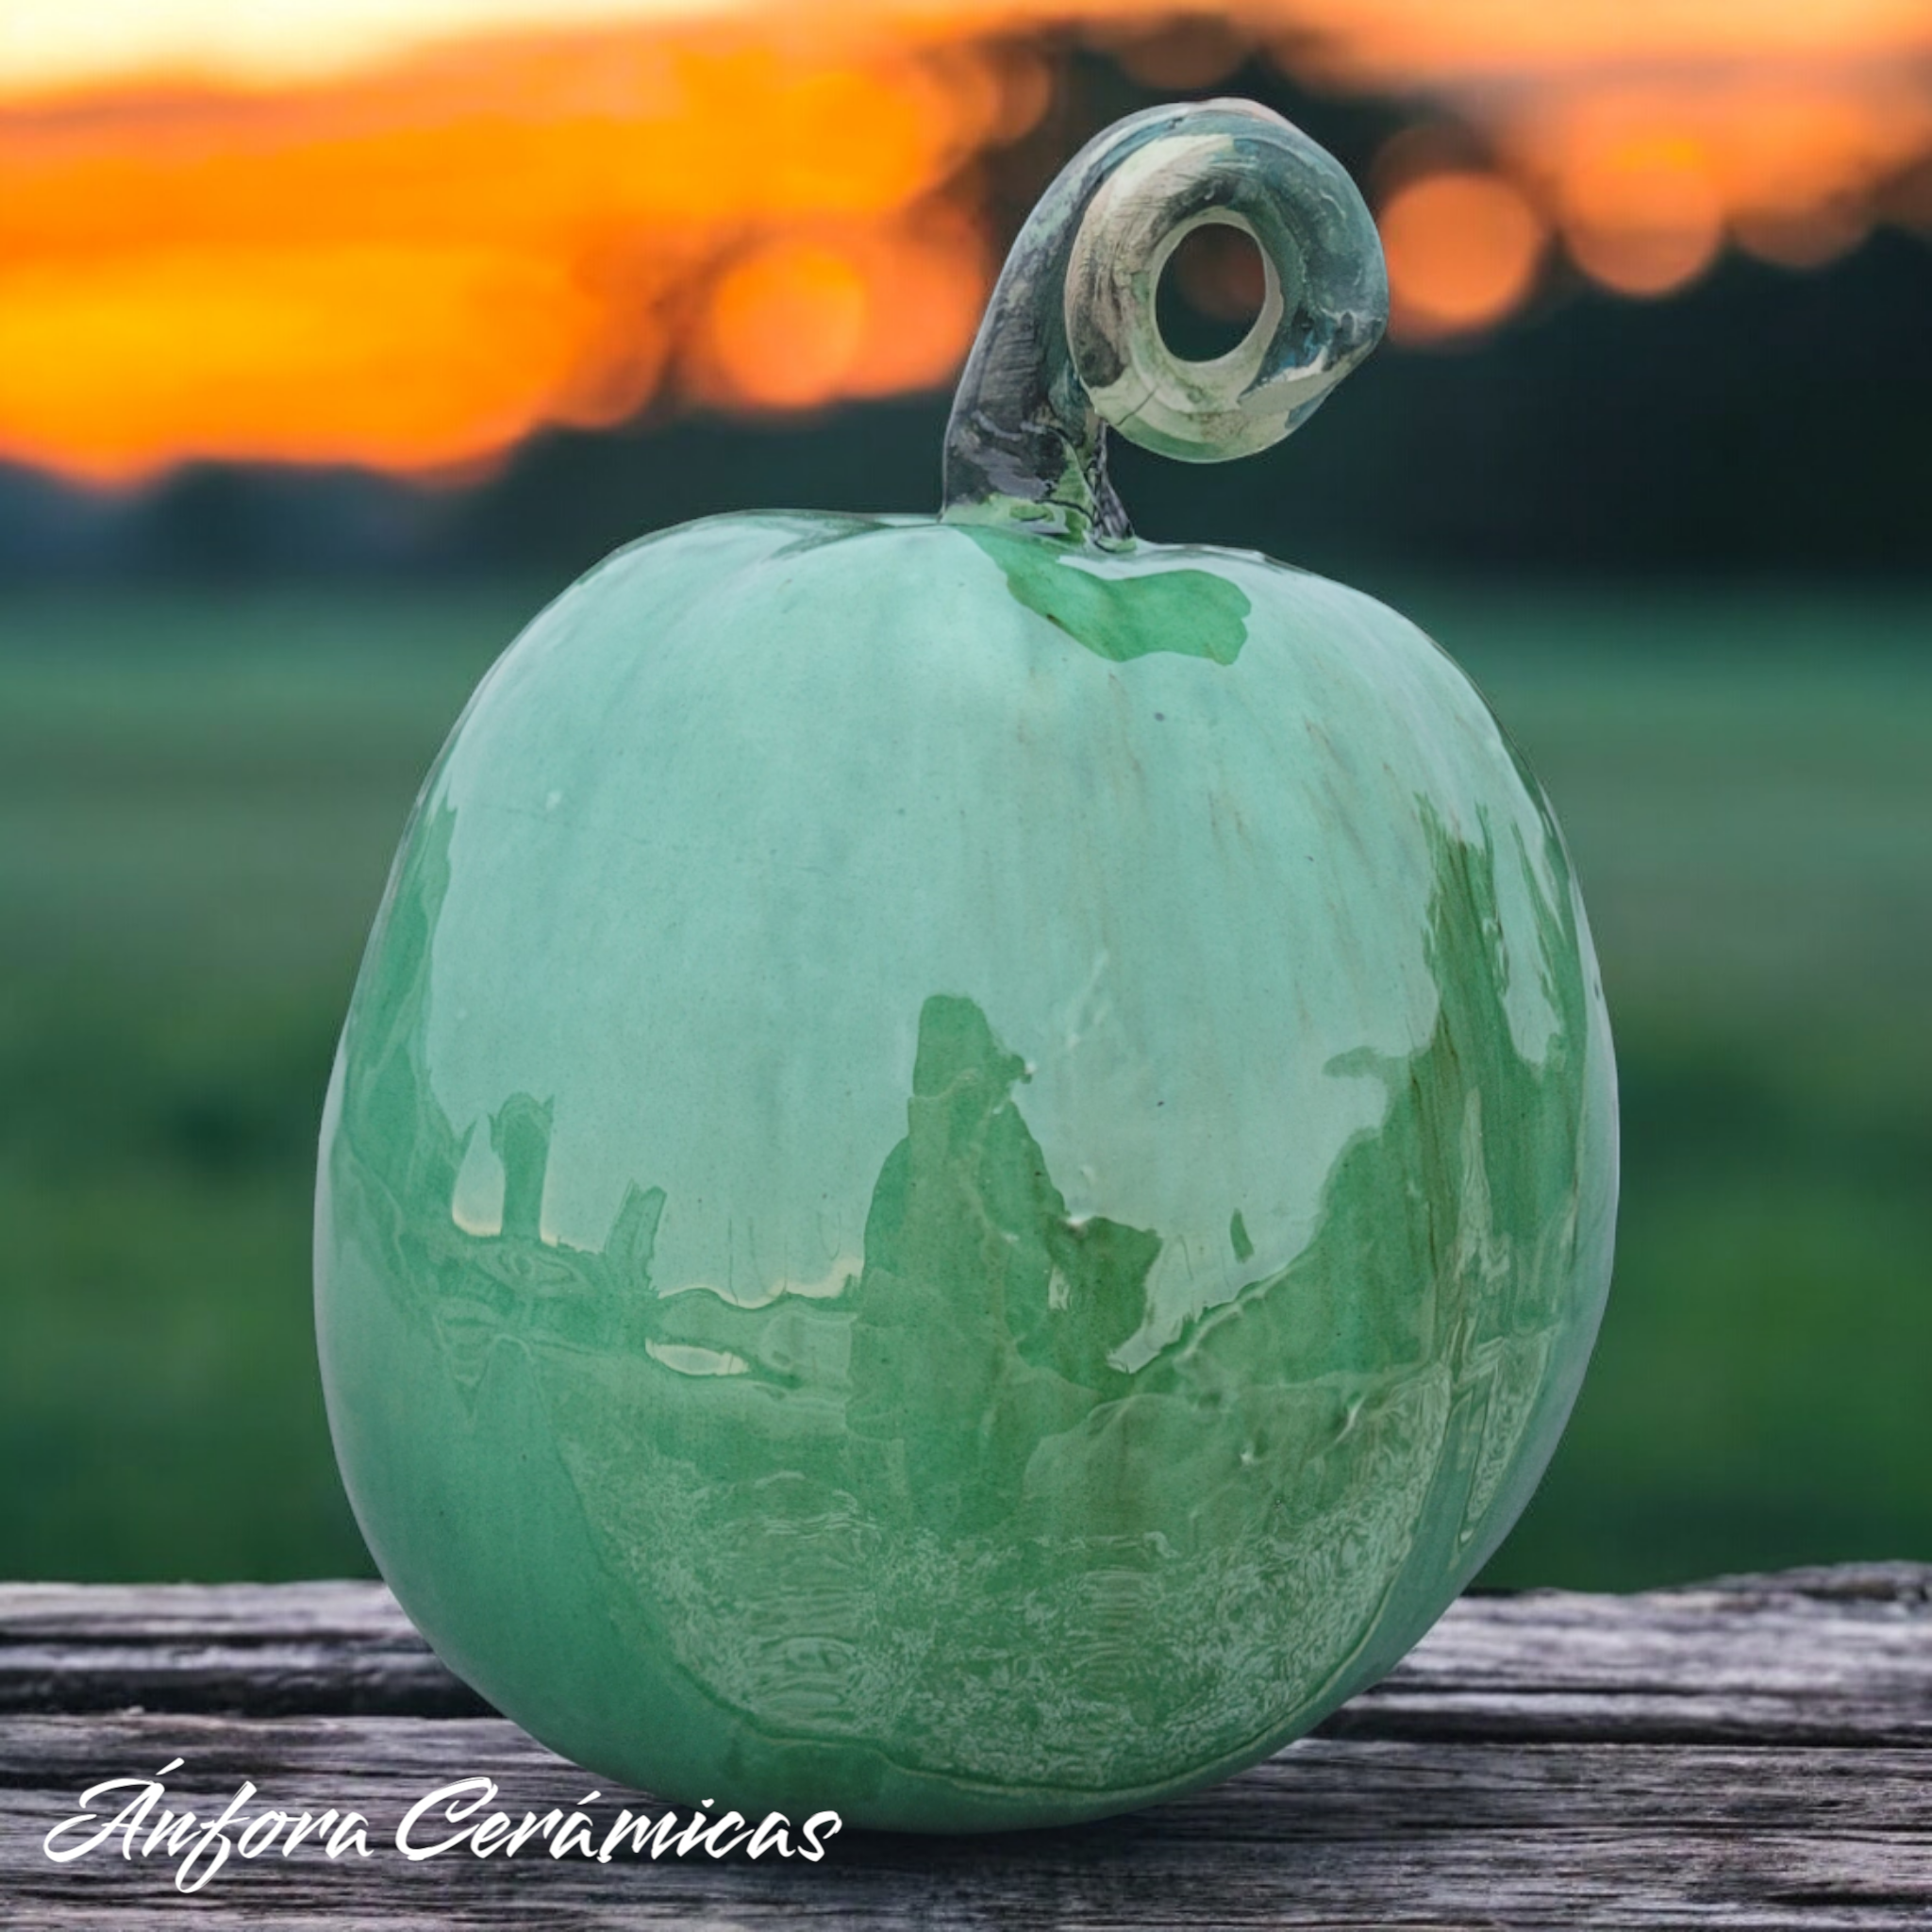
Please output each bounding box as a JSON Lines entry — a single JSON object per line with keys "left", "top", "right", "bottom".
{"left": 2, "top": 579, "right": 1927, "bottom": 1588}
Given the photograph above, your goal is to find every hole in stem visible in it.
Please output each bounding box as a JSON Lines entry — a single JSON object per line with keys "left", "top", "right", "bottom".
{"left": 1156, "top": 223, "right": 1267, "bottom": 363}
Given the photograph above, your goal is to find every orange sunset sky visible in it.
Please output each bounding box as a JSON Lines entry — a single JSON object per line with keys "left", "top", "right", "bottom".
{"left": 3, "top": 1, "right": 1929, "bottom": 481}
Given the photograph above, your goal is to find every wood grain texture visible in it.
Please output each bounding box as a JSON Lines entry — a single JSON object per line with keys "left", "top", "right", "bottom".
{"left": 3, "top": 1566, "right": 1928, "bottom": 1928}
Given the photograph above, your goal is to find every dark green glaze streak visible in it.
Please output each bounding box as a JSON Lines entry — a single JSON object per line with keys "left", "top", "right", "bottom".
{"left": 961, "top": 526, "right": 1251, "bottom": 664}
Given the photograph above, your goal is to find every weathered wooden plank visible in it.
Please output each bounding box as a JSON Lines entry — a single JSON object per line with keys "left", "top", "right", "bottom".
{"left": 1334, "top": 1564, "right": 1932, "bottom": 1747}
{"left": 2, "top": 1568, "right": 1927, "bottom": 1926}
{"left": 0, "top": 1581, "right": 486, "bottom": 1720}
{"left": 3, "top": 1713, "right": 1928, "bottom": 1928}
{"left": 5, "top": 1567, "right": 1929, "bottom": 1744}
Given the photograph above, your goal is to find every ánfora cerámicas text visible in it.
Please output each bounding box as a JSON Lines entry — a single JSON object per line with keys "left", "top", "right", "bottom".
{"left": 43, "top": 1758, "right": 842, "bottom": 1893}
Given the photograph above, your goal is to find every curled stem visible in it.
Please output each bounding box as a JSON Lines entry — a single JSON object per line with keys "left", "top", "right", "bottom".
{"left": 940, "top": 99, "right": 1389, "bottom": 544}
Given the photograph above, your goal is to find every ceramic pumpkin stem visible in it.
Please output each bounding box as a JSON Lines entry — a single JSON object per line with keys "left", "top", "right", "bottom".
{"left": 940, "top": 98, "right": 1390, "bottom": 545}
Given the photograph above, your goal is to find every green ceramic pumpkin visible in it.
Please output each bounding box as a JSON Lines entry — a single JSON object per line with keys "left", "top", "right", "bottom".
{"left": 316, "top": 99, "right": 1616, "bottom": 1833}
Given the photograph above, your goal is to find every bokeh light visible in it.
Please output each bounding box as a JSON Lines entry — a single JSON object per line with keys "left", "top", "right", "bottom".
{"left": 1379, "top": 171, "right": 1546, "bottom": 338}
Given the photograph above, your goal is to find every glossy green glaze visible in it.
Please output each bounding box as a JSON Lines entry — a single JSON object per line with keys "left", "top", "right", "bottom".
{"left": 316, "top": 100, "right": 1615, "bottom": 1832}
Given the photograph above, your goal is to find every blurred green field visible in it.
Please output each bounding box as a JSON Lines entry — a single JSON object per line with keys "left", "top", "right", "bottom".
{"left": 1, "top": 580, "right": 1927, "bottom": 1588}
